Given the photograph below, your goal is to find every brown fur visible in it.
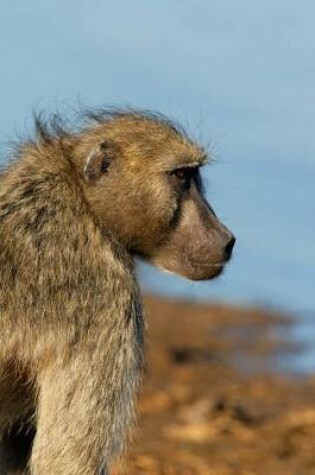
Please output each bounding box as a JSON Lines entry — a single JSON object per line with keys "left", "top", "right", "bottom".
{"left": 0, "top": 109, "right": 235, "bottom": 474}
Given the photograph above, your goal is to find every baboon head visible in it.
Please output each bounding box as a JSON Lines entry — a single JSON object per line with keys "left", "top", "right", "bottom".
{"left": 79, "top": 110, "right": 235, "bottom": 280}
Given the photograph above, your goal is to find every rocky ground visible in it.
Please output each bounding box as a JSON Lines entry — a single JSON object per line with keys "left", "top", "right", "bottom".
{"left": 114, "top": 295, "right": 315, "bottom": 475}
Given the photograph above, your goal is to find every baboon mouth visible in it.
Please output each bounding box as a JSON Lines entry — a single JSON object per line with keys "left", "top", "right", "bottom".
{"left": 188, "top": 265, "right": 224, "bottom": 281}
{"left": 188, "top": 259, "right": 226, "bottom": 280}
{"left": 191, "top": 261, "right": 225, "bottom": 268}
{"left": 187, "top": 257, "right": 228, "bottom": 270}
{"left": 156, "top": 261, "right": 225, "bottom": 281}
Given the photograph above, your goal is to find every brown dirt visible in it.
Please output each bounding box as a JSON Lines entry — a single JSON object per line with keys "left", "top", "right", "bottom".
{"left": 114, "top": 295, "right": 315, "bottom": 475}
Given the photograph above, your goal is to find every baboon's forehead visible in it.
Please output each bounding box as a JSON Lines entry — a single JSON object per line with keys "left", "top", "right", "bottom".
{"left": 94, "top": 115, "right": 207, "bottom": 166}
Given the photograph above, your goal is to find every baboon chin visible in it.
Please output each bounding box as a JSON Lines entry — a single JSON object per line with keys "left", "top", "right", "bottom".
{"left": 0, "top": 108, "right": 235, "bottom": 474}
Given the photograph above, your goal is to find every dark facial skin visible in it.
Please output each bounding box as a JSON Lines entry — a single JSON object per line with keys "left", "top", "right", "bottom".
{"left": 151, "top": 165, "right": 235, "bottom": 280}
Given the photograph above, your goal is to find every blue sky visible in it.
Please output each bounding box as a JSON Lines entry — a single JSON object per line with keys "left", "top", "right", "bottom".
{"left": 0, "top": 0, "right": 314, "bottom": 312}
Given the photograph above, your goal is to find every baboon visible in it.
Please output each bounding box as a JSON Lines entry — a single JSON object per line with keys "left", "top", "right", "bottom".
{"left": 0, "top": 109, "right": 235, "bottom": 474}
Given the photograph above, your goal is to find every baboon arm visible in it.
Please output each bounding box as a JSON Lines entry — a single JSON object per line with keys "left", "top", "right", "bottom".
{"left": 30, "top": 294, "right": 143, "bottom": 475}
{"left": 30, "top": 354, "right": 117, "bottom": 475}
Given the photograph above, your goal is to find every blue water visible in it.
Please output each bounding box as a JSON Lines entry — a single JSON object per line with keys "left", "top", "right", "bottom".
{"left": 275, "top": 314, "right": 315, "bottom": 375}
{"left": 0, "top": 0, "right": 314, "bottom": 371}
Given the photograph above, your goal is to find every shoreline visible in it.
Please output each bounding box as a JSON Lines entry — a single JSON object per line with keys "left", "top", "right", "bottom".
{"left": 113, "top": 294, "right": 315, "bottom": 474}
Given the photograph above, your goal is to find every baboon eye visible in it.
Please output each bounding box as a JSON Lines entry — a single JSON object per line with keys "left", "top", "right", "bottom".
{"left": 173, "top": 169, "right": 186, "bottom": 179}
{"left": 169, "top": 167, "right": 196, "bottom": 190}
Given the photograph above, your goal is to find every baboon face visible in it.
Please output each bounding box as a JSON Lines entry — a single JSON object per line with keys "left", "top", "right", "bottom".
{"left": 150, "top": 168, "right": 235, "bottom": 280}
{"left": 82, "top": 114, "right": 235, "bottom": 281}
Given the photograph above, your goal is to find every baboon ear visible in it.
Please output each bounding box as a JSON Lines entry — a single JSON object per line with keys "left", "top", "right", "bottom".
{"left": 84, "top": 141, "right": 115, "bottom": 183}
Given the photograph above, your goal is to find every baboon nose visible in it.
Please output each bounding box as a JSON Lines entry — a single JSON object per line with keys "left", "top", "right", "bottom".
{"left": 224, "top": 236, "right": 236, "bottom": 261}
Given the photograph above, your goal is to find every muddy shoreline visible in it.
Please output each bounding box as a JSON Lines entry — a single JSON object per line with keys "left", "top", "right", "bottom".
{"left": 114, "top": 295, "right": 315, "bottom": 474}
